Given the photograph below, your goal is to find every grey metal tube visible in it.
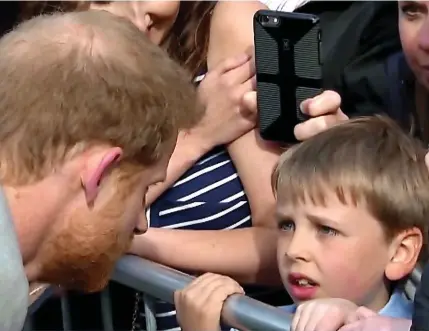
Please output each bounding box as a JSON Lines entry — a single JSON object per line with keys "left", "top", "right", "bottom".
{"left": 100, "top": 287, "right": 114, "bottom": 331}
{"left": 60, "top": 294, "right": 72, "bottom": 331}
{"left": 143, "top": 294, "right": 157, "bottom": 331}
{"left": 112, "top": 255, "right": 292, "bottom": 331}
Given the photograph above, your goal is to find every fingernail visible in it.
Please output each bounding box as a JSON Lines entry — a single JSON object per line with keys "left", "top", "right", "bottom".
{"left": 310, "top": 97, "right": 322, "bottom": 108}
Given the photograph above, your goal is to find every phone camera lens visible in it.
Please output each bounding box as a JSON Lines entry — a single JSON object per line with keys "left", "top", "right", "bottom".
{"left": 261, "top": 15, "right": 269, "bottom": 23}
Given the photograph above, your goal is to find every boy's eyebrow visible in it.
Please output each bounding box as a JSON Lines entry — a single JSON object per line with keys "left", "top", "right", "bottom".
{"left": 307, "top": 214, "right": 341, "bottom": 227}
{"left": 275, "top": 208, "right": 292, "bottom": 222}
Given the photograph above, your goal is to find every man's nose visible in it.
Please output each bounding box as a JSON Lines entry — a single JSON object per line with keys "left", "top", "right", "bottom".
{"left": 134, "top": 209, "right": 149, "bottom": 235}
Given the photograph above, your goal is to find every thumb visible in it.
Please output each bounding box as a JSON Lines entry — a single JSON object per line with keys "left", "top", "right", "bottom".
{"left": 241, "top": 91, "right": 257, "bottom": 116}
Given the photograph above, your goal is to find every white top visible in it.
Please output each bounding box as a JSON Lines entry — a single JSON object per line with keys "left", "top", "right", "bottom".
{"left": 260, "top": 0, "right": 310, "bottom": 12}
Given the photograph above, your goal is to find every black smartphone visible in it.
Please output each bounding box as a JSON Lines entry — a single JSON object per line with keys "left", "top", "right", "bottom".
{"left": 254, "top": 10, "right": 323, "bottom": 143}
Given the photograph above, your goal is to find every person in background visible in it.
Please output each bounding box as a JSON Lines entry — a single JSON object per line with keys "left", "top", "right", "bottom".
{"left": 0, "top": 9, "right": 202, "bottom": 331}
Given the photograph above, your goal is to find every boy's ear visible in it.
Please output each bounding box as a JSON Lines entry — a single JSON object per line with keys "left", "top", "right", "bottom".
{"left": 385, "top": 227, "right": 423, "bottom": 281}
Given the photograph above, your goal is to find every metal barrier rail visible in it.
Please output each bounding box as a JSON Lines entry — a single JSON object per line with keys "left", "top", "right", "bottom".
{"left": 25, "top": 255, "right": 423, "bottom": 331}
{"left": 112, "top": 255, "right": 293, "bottom": 331}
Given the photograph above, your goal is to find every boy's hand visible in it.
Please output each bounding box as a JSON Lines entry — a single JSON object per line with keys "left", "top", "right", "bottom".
{"left": 292, "top": 298, "right": 359, "bottom": 331}
{"left": 174, "top": 273, "right": 245, "bottom": 331}
{"left": 339, "top": 306, "right": 412, "bottom": 331}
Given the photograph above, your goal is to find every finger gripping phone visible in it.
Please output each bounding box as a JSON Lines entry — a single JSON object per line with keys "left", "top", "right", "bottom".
{"left": 254, "top": 10, "right": 323, "bottom": 143}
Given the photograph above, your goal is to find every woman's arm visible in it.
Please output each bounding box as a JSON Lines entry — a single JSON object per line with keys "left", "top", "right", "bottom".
{"left": 145, "top": 131, "right": 210, "bottom": 206}
{"left": 146, "top": 51, "right": 259, "bottom": 206}
{"left": 207, "top": 1, "right": 283, "bottom": 228}
{"left": 130, "top": 227, "right": 280, "bottom": 285}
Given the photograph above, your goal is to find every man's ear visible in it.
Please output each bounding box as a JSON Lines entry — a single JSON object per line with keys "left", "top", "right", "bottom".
{"left": 385, "top": 227, "right": 423, "bottom": 281}
{"left": 80, "top": 147, "right": 122, "bottom": 205}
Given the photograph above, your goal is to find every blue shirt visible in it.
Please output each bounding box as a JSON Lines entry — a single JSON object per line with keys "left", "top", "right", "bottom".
{"left": 280, "top": 288, "right": 413, "bottom": 319}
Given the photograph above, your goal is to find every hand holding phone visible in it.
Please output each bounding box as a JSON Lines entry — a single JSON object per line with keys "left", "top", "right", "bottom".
{"left": 254, "top": 10, "right": 323, "bottom": 143}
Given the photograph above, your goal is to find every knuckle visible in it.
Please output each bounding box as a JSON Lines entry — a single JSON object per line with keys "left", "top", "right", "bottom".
{"left": 219, "top": 75, "right": 233, "bottom": 88}
{"left": 296, "top": 303, "right": 305, "bottom": 313}
{"left": 230, "top": 89, "right": 243, "bottom": 104}
{"left": 314, "top": 117, "right": 329, "bottom": 132}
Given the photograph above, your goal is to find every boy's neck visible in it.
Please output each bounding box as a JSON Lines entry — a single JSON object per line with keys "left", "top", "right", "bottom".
{"left": 363, "top": 283, "right": 391, "bottom": 312}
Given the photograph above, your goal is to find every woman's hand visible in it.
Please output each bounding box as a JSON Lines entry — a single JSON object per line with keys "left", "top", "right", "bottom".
{"left": 294, "top": 90, "right": 348, "bottom": 140}
{"left": 189, "top": 52, "right": 257, "bottom": 150}
{"left": 241, "top": 90, "right": 348, "bottom": 141}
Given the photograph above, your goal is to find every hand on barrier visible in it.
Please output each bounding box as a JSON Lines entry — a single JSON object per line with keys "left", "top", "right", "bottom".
{"left": 338, "top": 306, "right": 412, "bottom": 331}
{"left": 174, "top": 273, "right": 245, "bottom": 331}
{"left": 193, "top": 53, "right": 257, "bottom": 150}
{"left": 291, "top": 298, "right": 359, "bottom": 331}
{"left": 294, "top": 90, "right": 348, "bottom": 141}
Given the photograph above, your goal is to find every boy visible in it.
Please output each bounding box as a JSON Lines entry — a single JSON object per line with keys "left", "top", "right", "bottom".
{"left": 173, "top": 116, "right": 429, "bottom": 331}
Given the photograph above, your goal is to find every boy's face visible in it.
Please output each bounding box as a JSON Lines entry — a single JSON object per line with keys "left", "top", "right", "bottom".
{"left": 276, "top": 190, "right": 396, "bottom": 311}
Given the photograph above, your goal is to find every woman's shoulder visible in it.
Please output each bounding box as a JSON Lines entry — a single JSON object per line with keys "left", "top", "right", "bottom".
{"left": 207, "top": 1, "right": 267, "bottom": 67}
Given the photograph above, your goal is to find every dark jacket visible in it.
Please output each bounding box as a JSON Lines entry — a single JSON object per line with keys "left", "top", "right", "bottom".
{"left": 297, "top": 1, "right": 402, "bottom": 117}
{"left": 412, "top": 263, "right": 429, "bottom": 331}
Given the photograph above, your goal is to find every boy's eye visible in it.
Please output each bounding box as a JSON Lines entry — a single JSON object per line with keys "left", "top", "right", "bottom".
{"left": 318, "top": 225, "right": 339, "bottom": 236}
{"left": 278, "top": 220, "right": 295, "bottom": 232}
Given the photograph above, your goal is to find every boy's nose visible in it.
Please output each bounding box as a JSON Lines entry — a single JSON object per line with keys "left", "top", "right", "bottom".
{"left": 284, "top": 232, "right": 311, "bottom": 262}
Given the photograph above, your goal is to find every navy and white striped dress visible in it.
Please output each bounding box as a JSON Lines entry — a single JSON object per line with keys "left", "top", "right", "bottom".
{"left": 137, "top": 144, "right": 253, "bottom": 331}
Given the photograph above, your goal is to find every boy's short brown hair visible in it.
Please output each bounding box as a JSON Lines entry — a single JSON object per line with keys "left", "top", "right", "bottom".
{"left": 273, "top": 115, "right": 429, "bottom": 261}
{"left": 0, "top": 10, "right": 201, "bottom": 184}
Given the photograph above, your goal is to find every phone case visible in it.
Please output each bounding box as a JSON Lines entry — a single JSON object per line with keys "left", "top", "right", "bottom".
{"left": 254, "top": 10, "right": 323, "bottom": 143}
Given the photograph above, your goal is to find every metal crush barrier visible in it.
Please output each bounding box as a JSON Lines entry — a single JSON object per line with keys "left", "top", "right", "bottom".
{"left": 25, "top": 255, "right": 423, "bottom": 331}
{"left": 25, "top": 255, "right": 293, "bottom": 331}
{"left": 113, "top": 255, "right": 293, "bottom": 331}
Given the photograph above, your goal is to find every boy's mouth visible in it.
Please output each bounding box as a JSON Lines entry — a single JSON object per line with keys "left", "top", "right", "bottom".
{"left": 287, "top": 273, "right": 319, "bottom": 300}
{"left": 295, "top": 278, "right": 316, "bottom": 287}
{"left": 288, "top": 273, "right": 318, "bottom": 287}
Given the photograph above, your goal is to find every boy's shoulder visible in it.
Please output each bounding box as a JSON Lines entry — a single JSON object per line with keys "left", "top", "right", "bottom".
{"left": 379, "top": 288, "right": 413, "bottom": 319}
